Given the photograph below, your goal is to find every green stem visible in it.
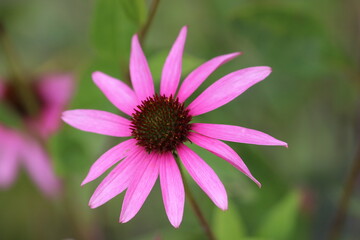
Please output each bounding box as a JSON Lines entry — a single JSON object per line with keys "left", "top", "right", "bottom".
{"left": 329, "top": 144, "right": 360, "bottom": 240}
{"left": 0, "top": 22, "right": 39, "bottom": 116}
{"left": 54, "top": 185, "right": 104, "bottom": 240}
{"left": 138, "top": 0, "right": 160, "bottom": 45}
{"left": 174, "top": 154, "right": 217, "bottom": 240}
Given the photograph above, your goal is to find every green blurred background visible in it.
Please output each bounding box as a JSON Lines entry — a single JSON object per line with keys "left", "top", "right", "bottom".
{"left": 0, "top": 0, "right": 359, "bottom": 239}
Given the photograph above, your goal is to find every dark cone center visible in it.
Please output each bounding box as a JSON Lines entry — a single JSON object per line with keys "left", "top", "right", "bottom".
{"left": 130, "top": 94, "right": 192, "bottom": 153}
{"left": 4, "top": 81, "right": 43, "bottom": 118}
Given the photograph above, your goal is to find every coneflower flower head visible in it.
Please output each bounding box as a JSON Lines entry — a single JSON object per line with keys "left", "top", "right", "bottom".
{"left": 62, "top": 26, "right": 287, "bottom": 227}
{"left": 130, "top": 94, "right": 192, "bottom": 153}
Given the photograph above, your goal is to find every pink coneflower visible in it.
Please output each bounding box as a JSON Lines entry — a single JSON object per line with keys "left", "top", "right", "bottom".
{"left": 62, "top": 26, "right": 287, "bottom": 227}
{"left": 0, "top": 74, "right": 73, "bottom": 197}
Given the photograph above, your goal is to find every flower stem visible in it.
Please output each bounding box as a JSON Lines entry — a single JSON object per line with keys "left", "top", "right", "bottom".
{"left": 329, "top": 144, "right": 360, "bottom": 240}
{"left": 138, "top": 0, "right": 160, "bottom": 45}
{"left": 174, "top": 154, "right": 217, "bottom": 240}
{"left": 0, "top": 21, "right": 39, "bottom": 116}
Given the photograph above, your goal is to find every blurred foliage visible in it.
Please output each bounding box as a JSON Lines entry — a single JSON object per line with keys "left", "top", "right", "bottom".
{"left": 257, "top": 191, "right": 300, "bottom": 240}
{"left": 91, "top": 0, "right": 138, "bottom": 78}
{"left": 213, "top": 200, "right": 246, "bottom": 239}
{"left": 1, "top": 0, "right": 359, "bottom": 239}
{"left": 120, "top": 0, "right": 147, "bottom": 26}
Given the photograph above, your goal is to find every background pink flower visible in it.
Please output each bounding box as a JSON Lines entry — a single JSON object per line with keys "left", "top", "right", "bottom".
{"left": 0, "top": 74, "right": 73, "bottom": 197}
{"left": 63, "top": 26, "right": 287, "bottom": 227}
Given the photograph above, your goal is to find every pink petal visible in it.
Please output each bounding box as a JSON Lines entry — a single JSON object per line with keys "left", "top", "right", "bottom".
{"left": 188, "top": 132, "right": 261, "bottom": 187}
{"left": 89, "top": 147, "right": 147, "bottom": 208}
{"left": 37, "top": 74, "right": 74, "bottom": 106}
{"left": 177, "top": 52, "right": 241, "bottom": 103}
{"left": 192, "top": 123, "right": 288, "bottom": 147}
{"left": 21, "top": 138, "right": 61, "bottom": 197}
{"left": 187, "top": 66, "right": 272, "bottom": 116}
{"left": 82, "top": 139, "right": 138, "bottom": 185}
{"left": 160, "top": 26, "right": 187, "bottom": 97}
{"left": 130, "top": 35, "right": 155, "bottom": 101}
{"left": 177, "top": 144, "right": 228, "bottom": 210}
{"left": 120, "top": 153, "right": 159, "bottom": 223}
{"left": 0, "top": 129, "right": 21, "bottom": 188}
{"left": 62, "top": 109, "right": 132, "bottom": 137}
{"left": 92, "top": 71, "right": 138, "bottom": 116}
{"left": 159, "top": 152, "right": 184, "bottom": 228}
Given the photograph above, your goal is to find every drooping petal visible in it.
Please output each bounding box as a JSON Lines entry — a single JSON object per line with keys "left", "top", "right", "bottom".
{"left": 21, "top": 138, "right": 60, "bottom": 197}
{"left": 0, "top": 143, "right": 19, "bottom": 188}
{"left": 89, "top": 147, "right": 147, "bottom": 208}
{"left": 177, "top": 52, "right": 241, "bottom": 103}
{"left": 188, "top": 66, "right": 272, "bottom": 116}
{"left": 160, "top": 26, "right": 187, "bottom": 97}
{"left": 192, "top": 123, "right": 288, "bottom": 147}
{"left": 82, "top": 139, "right": 138, "bottom": 185}
{"left": 29, "top": 106, "right": 66, "bottom": 139}
{"left": 0, "top": 129, "right": 21, "bottom": 188}
{"left": 130, "top": 34, "right": 154, "bottom": 101}
{"left": 62, "top": 109, "right": 132, "bottom": 137}
{"left": 188, "top": 132, "right": 261, "bottom": 187}
{"left": 177, "top": 144, "right": 228, "bottom": 210}
{"left": 120, "top": 153, "right": 159, "bottom": 223}
{"left": 159, "top": 152, "right": 184, "bottom": 228}
{"left": 92, "top": 71, "right": 138, "bottom": 116}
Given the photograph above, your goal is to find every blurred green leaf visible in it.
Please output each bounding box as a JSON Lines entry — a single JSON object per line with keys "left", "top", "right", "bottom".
{"left": 0, "top": 0, "right": 24, "bottom": 20}
{"left": 230, "top": 3, "right": 347, "bottom": 119}
{"left": 119, "top": 0, "right": 147, "bottom": 26}
{"left": 230, "top": 4, "right": 337, "bottom": 83}
{"left": 213, "top": 200, "right": 247, "bottom": 240}
{"left": 257, "top": 190, "right": 300, "bottom": 240}
{"left": 91, "top": 0, "right": 139, "bottom": 78}
{"left": 148, "top": 50, "right": 205, "bottom": 83}
{"left": 0, "top": 102, "right": 22, "bottom": 128}
{"left": 241, "top": 238, "right": 268, "bottom": 240}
